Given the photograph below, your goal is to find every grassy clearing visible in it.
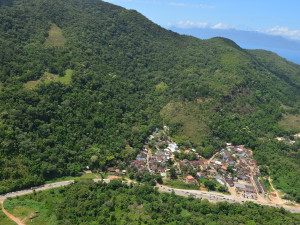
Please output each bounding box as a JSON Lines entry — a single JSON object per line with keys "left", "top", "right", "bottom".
{"left": 45, "top": 173, "right": 98, "bottom": 184}
{"left": 160, "top": 101, "right": 211, "bottom": 144}
{"left": 58, "top": 69, "right": 73, "bottom": 84}
{"left": 24, "top": 80, "right": 39, "bottom": 89}
{"left": 44, "top": 23, "right": 66, "bottom": 47}
{"left": 4, "top": 175, "right": 100, "bottom": 225}
{"left": 164, "top": 179, "right": 199, "bottom": 190}
{"left": 278, "top": 113, "right": 300, "bottom": 131}
{"left": 4, "top": 188, "right": 64, "bottom": 225}
{"left": 4, "top": 187, "right": 146, "bottom": 225}
{"left": 24, "top": 70, "right": 73, "bottom": 89}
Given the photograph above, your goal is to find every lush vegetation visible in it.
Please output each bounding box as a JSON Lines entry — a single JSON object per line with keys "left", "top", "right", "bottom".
{"left": 253, "top": 140, "right": 300, "bottom": 202}
{"left": 0, "top": 0, "right": 300, "bottom": 203}
{"left": 0, "top": 209, "right": 15, "bottom": 225}
{"left": 4, "top": 181, "right": 300, "bottom": 225}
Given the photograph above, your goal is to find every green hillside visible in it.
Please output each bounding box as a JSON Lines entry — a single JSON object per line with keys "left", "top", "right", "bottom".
{"left": 0, "top": 0, "right": 300, "bottom": 202}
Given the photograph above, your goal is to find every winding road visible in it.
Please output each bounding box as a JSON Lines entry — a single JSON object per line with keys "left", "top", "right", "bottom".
{"left": 0, "top": 178, "right": 299, "bottom": 224}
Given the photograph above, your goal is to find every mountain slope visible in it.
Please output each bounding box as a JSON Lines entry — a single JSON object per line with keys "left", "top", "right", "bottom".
{"left": 0, "top": 0, "right": 300, "bottom": 201}
{"left": 170, "top": 26, "right": 300, "bottom": 64}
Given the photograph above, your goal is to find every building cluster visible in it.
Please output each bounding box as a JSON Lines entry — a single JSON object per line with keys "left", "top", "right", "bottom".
{"left": 209, "top": 144, "right": 268, "bottom": 199}
{"left": 130, "top": 151, "right": 148, "bottom": 172}
{"left": 129, "top": 128, "right": 269, "bottom": 199}
{"left": 130, "top": 128, "right": 210, "bottom": 182}
{"left": 130, "top": 128, "right": 178, "bottom": 176}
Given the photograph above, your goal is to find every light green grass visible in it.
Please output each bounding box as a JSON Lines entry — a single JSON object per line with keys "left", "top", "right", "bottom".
{"left": 160, "top": 101, "right": 211, "bottom": 144}
{"left": 4, "top": 188, "right": 64, "bottom": 225}
{"left": 57, "top": 69, "right": 72, "bottom": 84}
{"left": 24, "top": 70, "right": 73, "bottom": 89}
{"left": 44, "top": 23, "right": 66, "bottom": 47}
{"left": 0, "top": 208, "right": 16, "bottom": 225}
{"left": 45, "top": 173, "right": 98, "bottom": 184}
{"left": 279, "top": 114, "right": 300, "bottom": 131}
{"left": 164, "top": 179, "right": 199, "bottom": 190}
{"left": 155, "top": 81, "right": 168, "bottom": 92}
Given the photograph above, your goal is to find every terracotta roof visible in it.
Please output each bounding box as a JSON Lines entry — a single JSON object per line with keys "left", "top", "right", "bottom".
{"left": 221, "top": 166, "right": 227, "bottom": 170}
{"left": 186, "top": 175, "right": 195, "bottom": 180}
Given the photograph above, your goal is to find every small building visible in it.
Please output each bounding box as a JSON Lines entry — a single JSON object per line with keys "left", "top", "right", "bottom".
{"left": 186, "top": 175, "right": 196, "bottom": 183}
{"left": 200, "top": 164, "right": 208, "bottom": 171}
{"left": 197, "top": 172, "right": 205, "bottom": 178}
{"left": 168, "top": 143, "right": 179, "bottom": 152}
{"left": 227, "top": 180, "right": 234, "bottom": 187}
{"left": 259, "top": 180, "right": 268, "bottom": 196}
{"left": 215, "top": 175, "right": 226, "bottom": 186}
{"left": 234, "top": 183, "right": 256, "bottom": 194}
{"left": 107, "top": 167, "right": 116, "bottom": 173}
{"left": 214, "top": 160, "right": 222, "bottom": 166}
{"left": 221, "top": 165, "right": 227, "bottom": 171}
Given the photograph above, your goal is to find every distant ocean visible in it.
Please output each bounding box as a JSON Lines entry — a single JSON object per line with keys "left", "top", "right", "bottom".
{"left": 168, "top": 27, "right": 300, "bottom": 66}
{"left": 241, "top": 44, "right": 300, "bottom": 65}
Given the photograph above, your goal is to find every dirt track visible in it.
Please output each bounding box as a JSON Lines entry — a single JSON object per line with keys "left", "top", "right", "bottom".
{"left": 1, "top": 199, "right": 24, "bottom": 225}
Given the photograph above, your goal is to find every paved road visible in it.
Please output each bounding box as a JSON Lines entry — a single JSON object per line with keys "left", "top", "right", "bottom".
{"left": 0, "top": 179, "right": 299, "bottom": 214}
{"left": 0, "top": 180, "right": 76, "bottom": 201}
{"left": 156, "top": 186, "right": 300, "bottom": 213}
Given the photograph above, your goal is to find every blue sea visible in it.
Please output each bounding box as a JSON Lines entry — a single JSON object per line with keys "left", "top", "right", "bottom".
{"left": 241, "top": 44, "right": 300, "bottom": 65}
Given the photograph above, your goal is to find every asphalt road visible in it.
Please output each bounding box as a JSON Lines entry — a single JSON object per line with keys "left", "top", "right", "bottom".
{"left": 0, "top": 180, "right": 75, "bottom": 200}
{"left": 0, "top": 179, "right": 299, "bottom": 214}
{"left": 157, "top": 186, "right": 300, "bottom": 213}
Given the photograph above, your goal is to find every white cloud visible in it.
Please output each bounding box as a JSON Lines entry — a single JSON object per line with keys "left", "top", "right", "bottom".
{"left": 211, "top": 23, "right": 233, "bottom": 30}
{"left": 175, "top": 21, "right": 209, "bottom": 28}
{"left": 170, "top": 21, "right": 235, "bottom": 30}
{"left": 195, "top": 4, "right": 216, "bottom": 9}
{"left": 264, "top": 26, "right": 300, "bottom": 40}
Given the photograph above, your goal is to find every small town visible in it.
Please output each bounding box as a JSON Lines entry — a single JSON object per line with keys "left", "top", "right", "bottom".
{"left": 130, "top": 126, "right": 269, "bottom": 200}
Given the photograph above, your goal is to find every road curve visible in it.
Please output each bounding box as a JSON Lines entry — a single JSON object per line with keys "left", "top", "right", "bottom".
{"left": 0, "top": 179, "right": 299, "bottom": 215}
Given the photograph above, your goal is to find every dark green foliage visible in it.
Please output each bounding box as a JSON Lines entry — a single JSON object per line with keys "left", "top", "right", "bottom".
{"left": 252, "top": 140, "right": 300, "bottom": 202}
{"left": 0, "top": 0, "right": 300, "bottom": 203}
{"left": 169, "top": 168, "right": 178, "bottom": 180}
{"left": 204, "top": 180, "right": 216, "bottom": 191}
{"left": 7, "top": 181, "right": 300, "bottom": 225}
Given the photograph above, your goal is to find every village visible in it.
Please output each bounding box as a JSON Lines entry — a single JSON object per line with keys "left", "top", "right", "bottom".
{"left": 129, "top": 126, "right": 269, "bottom": 200}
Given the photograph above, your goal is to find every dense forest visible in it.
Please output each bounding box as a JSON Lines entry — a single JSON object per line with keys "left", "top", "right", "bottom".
{"left": 4, "top": 181, "right": 300, "bottom": 224}
{"left": 0, "top": 0, "right": 300, "bottom": 203}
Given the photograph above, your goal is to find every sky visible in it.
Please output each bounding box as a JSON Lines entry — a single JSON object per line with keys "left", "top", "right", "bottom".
{"left": 104, "top": 0, "right": 300, "bottom": 41}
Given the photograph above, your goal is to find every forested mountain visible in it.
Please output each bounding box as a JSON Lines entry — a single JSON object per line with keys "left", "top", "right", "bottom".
{"left": 170, "top": 26, "right": 300, "bottom": 65}
{"left": 0, "top": 0, "right": 300, "bottom": 202}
